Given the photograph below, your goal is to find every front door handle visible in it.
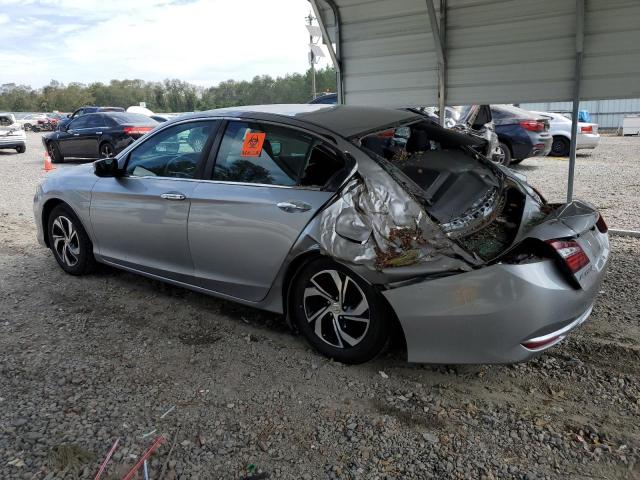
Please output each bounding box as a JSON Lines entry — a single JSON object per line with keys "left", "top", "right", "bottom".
{"left": 160, "top": 192, "right": 186, "bottom": 201}
{"left": 73, "top": 133, "right": 79, "bottom": 136}
{"left": 95, "top": 131, "right": 102, "bottom": 135}
{"left": 277, "top": 200, "right": 312, "bottom": 213}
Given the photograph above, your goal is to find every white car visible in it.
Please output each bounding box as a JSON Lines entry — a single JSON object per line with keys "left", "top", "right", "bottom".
{"left": 531, "top": 111, "right": 599, "bottom": 157}
{"left": 17, "top": 113, "right": 48, "bottom": 131}
{"left": 0, "top": 113, "right": 27, "bottom": 153}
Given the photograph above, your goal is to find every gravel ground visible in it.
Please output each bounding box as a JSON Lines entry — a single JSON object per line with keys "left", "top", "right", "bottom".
{"left": 0, "top": 133, "right": 639, "bottom": 479}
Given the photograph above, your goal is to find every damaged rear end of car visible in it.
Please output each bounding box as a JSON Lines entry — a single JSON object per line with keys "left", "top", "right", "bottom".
{"left": 314, "top": 115, "right": 609, "bottom": 363}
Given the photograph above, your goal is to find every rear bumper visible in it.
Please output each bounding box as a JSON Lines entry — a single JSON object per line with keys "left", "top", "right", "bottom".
{"left": 383, "top": 256, "right": 608, "bottom": 364}
{"left": 577, "top": 134, "right": 600, "bottom": 150}
{"left": 0, "top": 138, "right": 26, "bottom": 149}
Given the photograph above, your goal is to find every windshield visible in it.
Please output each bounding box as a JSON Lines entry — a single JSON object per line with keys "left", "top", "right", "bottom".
{"left": 0, "top": 116, "right": 15, "bottom": 127}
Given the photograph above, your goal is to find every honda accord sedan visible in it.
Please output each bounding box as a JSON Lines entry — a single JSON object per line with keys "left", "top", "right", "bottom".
{"left": 43, "top": 112, "right": 158, "bottom": 163}
{"left": 33, "top": 105, "right": 610, "bottom": 364}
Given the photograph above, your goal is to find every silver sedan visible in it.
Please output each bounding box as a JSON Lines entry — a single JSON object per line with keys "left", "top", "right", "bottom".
{"left": 34, "top": 105, "right": 610, "bottom": 364}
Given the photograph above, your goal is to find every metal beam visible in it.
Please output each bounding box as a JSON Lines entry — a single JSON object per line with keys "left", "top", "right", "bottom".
{"left": 567, "top": 0, "right": 585, "bottom": 202}
{"left": 426, "top": 0, "right": 446, "bottom": 125}
{"left": 309, "top": 0, "right": 343, "bottom": 103}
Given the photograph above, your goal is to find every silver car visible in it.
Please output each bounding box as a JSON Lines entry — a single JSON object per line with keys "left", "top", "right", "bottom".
{"left": 34, "top": 105, "right": 610, "bottom": 364}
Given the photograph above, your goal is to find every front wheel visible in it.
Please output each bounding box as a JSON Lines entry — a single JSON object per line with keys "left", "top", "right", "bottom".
{"left": 291, "top": 258, "right": 390, "bottom": 364}
{"left": 47, "top": 205, "right": 96, "bottom": 275}
{"left": 16, "top": 145, "right": 26, "bottom": 154}
{"left": 48, "top": 142, "right": 64, "bottom": 163}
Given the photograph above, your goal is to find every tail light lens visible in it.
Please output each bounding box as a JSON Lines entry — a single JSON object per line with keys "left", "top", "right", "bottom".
{"left": 581, "top": 125, "right": 593, "bottom": 133}
{"left": 546, "top": 239, "right": 590, "bottom": 273}
{"left": 596, "top": 214, "right": 608, "bottom": 233}
{"left": 124, "top": 126, "right": 153, "bottom": 136}
{"left": 520, "top": 120, "right": 544, "bottom": 132}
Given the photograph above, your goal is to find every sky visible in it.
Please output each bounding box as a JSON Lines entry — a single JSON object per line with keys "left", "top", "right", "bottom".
{"left": 0, "top": 0, "right": 330, "bottom": 88}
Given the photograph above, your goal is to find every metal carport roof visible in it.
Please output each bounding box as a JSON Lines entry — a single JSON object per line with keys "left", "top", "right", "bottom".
{"left": 310, "top": 0, "right": 640, "bottom": 205}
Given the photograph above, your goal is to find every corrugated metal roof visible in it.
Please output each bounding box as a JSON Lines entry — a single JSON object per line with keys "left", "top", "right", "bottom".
{"left": 316, "top": 0, "right": 640, "bottom": 106}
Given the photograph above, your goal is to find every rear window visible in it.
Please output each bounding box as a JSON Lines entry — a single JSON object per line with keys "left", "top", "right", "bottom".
{"left": 108, "top": 113, "right": 158, "bottom": 125}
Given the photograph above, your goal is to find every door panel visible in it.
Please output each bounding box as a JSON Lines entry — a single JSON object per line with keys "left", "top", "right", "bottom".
{"left": 188, "top": 183, "right": 333, "bottom": 301}
{"left": 90, "top": 177, "right": 198, "bottom": 281}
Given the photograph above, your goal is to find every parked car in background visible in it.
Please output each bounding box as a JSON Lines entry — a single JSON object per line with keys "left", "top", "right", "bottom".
{"left": 34, "top": 113, "right": 68, "bottom": 132}
{"left": 530, "top": 111, "right": 600, "bottom": 157}
{"left": 17, "top": 113, "right": 48, "bottom": 131}
{"left": 0, "top": 113, "right": 27, "bottom": 153}
{"left": 57, "top": 106, "right": 125, "bottom": 131}
{"left": 491, "top": 105, "right": 552, "bottom": 165}
{"left": 43, "top": 112, "right": 158, "bottom": 163}
{"left": 308, "top": 93, "right": 338, "bottom": 104}
{"left": 34, "top": 105, "right": 609, "bottom": 364}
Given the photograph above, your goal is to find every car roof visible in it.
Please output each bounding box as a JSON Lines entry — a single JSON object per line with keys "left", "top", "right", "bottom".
{"left": 175, "top": 104, "right": 421, "bottom": 138}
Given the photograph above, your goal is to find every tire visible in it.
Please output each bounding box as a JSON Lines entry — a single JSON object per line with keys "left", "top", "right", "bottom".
{"left": 47, "top": 204, "right": 96, "bottom": 275}
{"left": 550, "top": 136, "right": 570, "bottom": 157}
{"left": 494, "top": 142, "right": 512, "bottom": 165}
{"left": 16, "top": 145, "right": 26, "bottom": 154}
{"left": 291, "top": 258, "right": 390, "bottom": 364}
{"left": 48, "top": 142, "right": 64, "bottom": 164}
{"left": 99, "top": 142, "right": 115, "bottom": 158}
{"left": 24, "top": 123, "right": 31, "bottom": 131}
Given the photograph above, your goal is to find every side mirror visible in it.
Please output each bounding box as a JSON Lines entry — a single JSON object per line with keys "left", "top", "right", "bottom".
{"left": 94, "top": 157, "right": 122, "bottom": 177}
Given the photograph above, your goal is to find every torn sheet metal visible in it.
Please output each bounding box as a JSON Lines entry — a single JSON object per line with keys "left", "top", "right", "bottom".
{"left": 319, "top": 158, "right": 479, "bottom": 272}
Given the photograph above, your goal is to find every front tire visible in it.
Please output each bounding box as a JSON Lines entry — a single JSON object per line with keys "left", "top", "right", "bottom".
{"left": 48, "top": 142, "right": 64, "bottom": 163}
{"left": 47, "top": 205, "right": 96, "bottom": 275}
{"left": 24, "top": 123, "right": 32, "bottom": 131}
{"left": 16, "top": 145, "right": 26, "bottom": 154}
{"left": 291, "top": 258, "right": 390, "bottom": 364}
{"left": 551, "top": 136, "right": 570, "bottom": 157}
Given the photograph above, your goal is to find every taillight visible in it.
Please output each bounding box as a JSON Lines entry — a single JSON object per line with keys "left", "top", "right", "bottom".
{"left": 546, "top": 240, "right": 590, "bottom": 273}
{"left": 520, "top": 120, "right": 544, "bottom": 132}
{"left": 596, "top": 214, "right": 608, "bottom": 233}
{"left": 581, "top": 125, "right": 593, "bottom": 133}
{"left": 124, "top": 126, "right": 153, "bottom": 136}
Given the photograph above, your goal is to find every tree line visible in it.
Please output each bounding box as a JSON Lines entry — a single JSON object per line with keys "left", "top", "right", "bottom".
{"left": 0, "top": 67, "right": 337, "bottom": 113}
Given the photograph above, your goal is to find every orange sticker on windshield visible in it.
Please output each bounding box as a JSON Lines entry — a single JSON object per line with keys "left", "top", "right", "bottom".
{"left": 241, "top": 132, "right": 266, "bottom": 157}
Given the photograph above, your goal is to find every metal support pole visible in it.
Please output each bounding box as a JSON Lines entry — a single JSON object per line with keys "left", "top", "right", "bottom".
{"left": 426, "top": 0, "right": 446, "bottom": 125}
{"left": 309, "top": 0, "right": 343, "bottom": 103}
{"left": 567, "top": 0, "right": 585, "bottom": 202}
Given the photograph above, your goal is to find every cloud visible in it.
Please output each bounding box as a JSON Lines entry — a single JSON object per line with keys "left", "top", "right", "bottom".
{"left": 0, "top": 0, "right": 330, "bottom": 88}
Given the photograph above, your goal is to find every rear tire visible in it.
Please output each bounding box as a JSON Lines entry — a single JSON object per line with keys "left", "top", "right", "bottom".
{"left": 291, "top": 258, "right": 390, "bottom": 364}
{"left": 494, "top": 142, "right": 512, "bottom": 165}
{"left": 24, "top": 123, "right": 32, "bottom": 131}
{"left": 16, "top": 145, "right": 26, "bottom": 154}
{"left": 48, "top": 142, "right": 64, "bottom": 164}
{"left": 47, "top": 204, "right": 96, "bottom": 275}
{"left": 99, "top": 142, "right": 115, "bottom": 158}
{"left": 551, "top": 136, "right": 570, "bottom": 157}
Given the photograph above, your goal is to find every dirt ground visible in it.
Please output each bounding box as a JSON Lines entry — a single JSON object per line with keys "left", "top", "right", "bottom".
{"left": 0, "top": 133, "right": 639, "bottom": 479}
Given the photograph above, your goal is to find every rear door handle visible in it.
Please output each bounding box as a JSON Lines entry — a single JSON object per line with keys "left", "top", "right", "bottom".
{"left": 160, "top": 192, "right": 186, "bottom": 201}
{"left": 277, "top": 201, "right": 312, "bottom": 212}
{"left": 95, "top": 131, "right": 102, "bottom": 135}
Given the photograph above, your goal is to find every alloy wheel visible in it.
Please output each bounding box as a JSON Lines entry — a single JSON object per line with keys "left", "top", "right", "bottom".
{"left": 51, "top": 215, "right": 80, "bottom": 267}
{"left": 100, "top": 143, "right": 114, "bottom": 158}
{"left": 303, "top": 269, "right": 370, "bottom": 349}
{"left": 493, "top": 146, "right": 506, "bottom": 164}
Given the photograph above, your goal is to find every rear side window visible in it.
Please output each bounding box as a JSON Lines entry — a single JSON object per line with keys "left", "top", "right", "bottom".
{"left": 212, "top": 121, "right": 345, "bottom": 188}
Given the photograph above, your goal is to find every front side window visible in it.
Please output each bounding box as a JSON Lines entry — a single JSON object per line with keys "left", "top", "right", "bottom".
{"left": 125, "top": 121, "right": 216, "bottom": 178}
{"left": 86, "top": 115, "right": 106, "bottom": 128}
{"left": 69, "top": 116, "right": 90, "bottom": 129}
{"left": 213, "top": 121, "right": 345, "bottom": 188}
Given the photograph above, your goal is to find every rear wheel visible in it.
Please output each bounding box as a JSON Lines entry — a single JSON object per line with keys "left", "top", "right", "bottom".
{"left": 23, "top": 123, "right": 32, "bottom": 131}
{"left": 551, "top": 136, "right": 570, "bottom": 157}
{"left": 291, "top": 258, "right": 390, "bottom": 364}
{"left": 99, "top": 142, "right": 114, "bottom": 158}
{"left": 494, "top": 142, "right": 512, "bottom": 165}
{"left": 48, "top": 142, "right": 64, "bottom": 163}
{"left": 47, "top": 204, "right": 96, "bottom": 275}
{"left": 16, "top": 145, "right": 26, "bottom": 154}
